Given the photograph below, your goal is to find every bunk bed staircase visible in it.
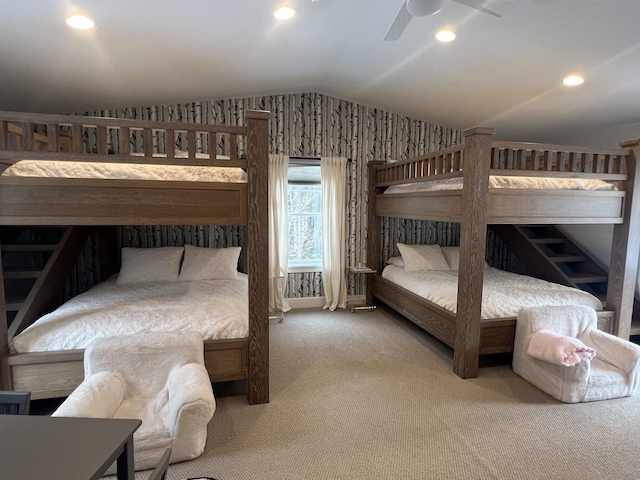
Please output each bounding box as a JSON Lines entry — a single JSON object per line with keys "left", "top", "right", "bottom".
{"left": 1, "top": 226, "right": 91, "bottom": 338}
{"left": 490, "top": 224, "right": 640, "bottom": 336}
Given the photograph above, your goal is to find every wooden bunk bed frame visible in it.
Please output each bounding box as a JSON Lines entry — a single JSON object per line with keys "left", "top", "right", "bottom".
{"left": 0, "top": 109, "right": 270, "bottom": 404}
{"left": 367, "top": 127, "right": 640, "bottom": 379}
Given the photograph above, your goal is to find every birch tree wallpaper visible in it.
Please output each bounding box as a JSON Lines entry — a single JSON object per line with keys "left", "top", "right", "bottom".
{"left": 72, "top": 92, "right": 514, "bottom": 300}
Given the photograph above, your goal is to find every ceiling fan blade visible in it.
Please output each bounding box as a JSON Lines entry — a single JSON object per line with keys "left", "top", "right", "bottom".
{"left": 384, "top": 2, "right": 413, "bottom": 41}
{"left": 407, "top": 0, "right": 446, "bottom": 16}
{"left": 452, "top": 0, "right": 514, "bottom": 17}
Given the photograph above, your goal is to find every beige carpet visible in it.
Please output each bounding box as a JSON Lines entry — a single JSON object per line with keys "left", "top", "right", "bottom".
{"left": 137, "top": 306, "right": 640, "bottom": 480}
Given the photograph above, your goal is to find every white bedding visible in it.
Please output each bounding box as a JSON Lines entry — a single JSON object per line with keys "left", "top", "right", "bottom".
{"left": 384, "top": 175, "right": 617, "bottom": 194}
{"left": 2, "top": 156, "right": 246, "bottom": 183}
{"left": 11, "top": 274, "right": 248, "bottom": 353}
{"left": 381, "top": 265, "right": 602, "bottom": 318}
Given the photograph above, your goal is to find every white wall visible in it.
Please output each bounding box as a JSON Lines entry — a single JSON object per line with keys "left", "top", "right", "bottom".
{"left": 559, "top": 224, "right": 640, "bottom": 296}
{"left": 558, "top": 225, "right": 613, "bottom": 268}
{"left": 547, "top": 124, "right": 640, "bottom": 149}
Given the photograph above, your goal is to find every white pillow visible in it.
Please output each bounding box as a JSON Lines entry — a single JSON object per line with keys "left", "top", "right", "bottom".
{"left": 396, "top": 243, "right": 450, "bottom": 272}
{"left": 387, "top": 256, "right": 405, "bottom": 268}
{"left": 178, "top": 244, "right": 241, "bottom": 281}
{"left": 441, "top": 246, "right": 490, "bottom": 270}
{"left": 116, "top": 246, "right": 184, "bottom": 285}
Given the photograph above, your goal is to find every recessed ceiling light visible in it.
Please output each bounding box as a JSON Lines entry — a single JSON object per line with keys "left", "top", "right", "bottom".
{"left": 563, "top": 74, "right": 584, "bottom": 86}
{"left": 66, "top": 14, "right": 96, "bottom": 30}
{"left": 274, "top": 6, "right": 296, "bottom": 20}
{"left": 435, "top": 28, "right": 456, "bottom": 43}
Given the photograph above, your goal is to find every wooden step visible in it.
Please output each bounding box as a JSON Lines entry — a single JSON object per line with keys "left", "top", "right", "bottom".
{"left": 569, "top": 274, "right": 608, "bottom": 284}
{"left": 4, "top": 296, "right": 24, "bottom": 312}
{"left": 547, "top": 254, "right": 587, "bottom": 263}
{"left": 630, "top": 317, "right": 640, "bottom": 336}
{"left": 529, "top": 237, "right": 566, "bottom": 245}
{"left": 3, "top": 268, "right": 42, "bottom": 280}
{"left": 1, "top": 244, "right": 57, "bottom": 252}
{"left": 7, "top": 226, "right": 92, "bottom": 338}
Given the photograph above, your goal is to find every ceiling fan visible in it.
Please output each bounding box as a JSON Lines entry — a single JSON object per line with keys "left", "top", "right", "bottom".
{"left": 384, "top": 0, "right": 514, "bottom": 41}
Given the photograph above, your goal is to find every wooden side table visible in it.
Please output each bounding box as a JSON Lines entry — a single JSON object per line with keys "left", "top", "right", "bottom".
{"left": 348, "top": 265, "right": 377, "bottom": 312}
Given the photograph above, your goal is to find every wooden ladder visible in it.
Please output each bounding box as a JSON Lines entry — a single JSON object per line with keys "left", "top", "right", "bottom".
{"left": 1, "top": 226, "right": 91, "bottom": 338}
{"left": 490, "top": 224, "right": 640, "bottom": 335}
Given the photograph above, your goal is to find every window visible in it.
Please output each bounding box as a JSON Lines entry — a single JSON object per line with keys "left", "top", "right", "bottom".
{"left": 287, "top": 161, "right": 322, "bottom": 271}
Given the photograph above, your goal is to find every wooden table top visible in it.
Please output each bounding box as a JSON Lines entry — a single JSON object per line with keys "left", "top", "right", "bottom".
{"left": 0, "top": 415, "right": 141, "bottom": 480}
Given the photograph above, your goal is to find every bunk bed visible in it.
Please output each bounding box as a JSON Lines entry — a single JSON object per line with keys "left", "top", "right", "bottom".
{"left": 0, "top": 109, "right": 270, "bottom": 404}
{"left": 367, "top": 127, "right": 640, "bottom": 379}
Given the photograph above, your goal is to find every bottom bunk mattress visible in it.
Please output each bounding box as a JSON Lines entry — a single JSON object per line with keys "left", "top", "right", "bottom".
{"left": 11, "top": 274, "right": 248, "bottom": 353}
{"left": 381, "top": 265, "right": 602, "bottom": 318}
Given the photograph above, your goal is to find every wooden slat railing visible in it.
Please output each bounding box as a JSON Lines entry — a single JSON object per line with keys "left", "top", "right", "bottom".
{"left": 374, "top": 139, "right": 632, "bottom": 188}
{"left": 0, "top": 110, "right": 248, "bottom": 169}
{"left": 490, "top": 141, "right": 630, "bottom": 182}
{"left": 373, "top": 145, "right": 466, "bottom": 186}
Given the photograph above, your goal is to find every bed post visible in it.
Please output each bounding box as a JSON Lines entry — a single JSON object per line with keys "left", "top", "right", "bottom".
{"left": 367, "top": 161, "right": 385, "bottom": 305}
{"left": 454, "top": 127, "right": 495, "bottom": 379}
{"left": 246, "top": 110, "right": 271, "bottom": 405}
{"left": 0, "top": 241, "right": 10, "bottom": 390}
{"left": 606, "top": 138, "right": 640, "bottom": 339}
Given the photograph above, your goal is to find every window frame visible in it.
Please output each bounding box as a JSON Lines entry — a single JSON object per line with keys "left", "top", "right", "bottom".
{"left": 287, "top": 158, "right": 322, "bottom": 273}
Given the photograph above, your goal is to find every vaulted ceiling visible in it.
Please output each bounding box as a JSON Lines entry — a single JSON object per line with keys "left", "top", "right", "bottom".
{"left": 1, "top": 1, "right": 639, "bottom": 147}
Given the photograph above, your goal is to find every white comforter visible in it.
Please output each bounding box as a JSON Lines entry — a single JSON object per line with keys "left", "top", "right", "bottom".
{"left": 381, "top": 266, "right": 602, "bottom": 318}
{"left": 384, "top": 175, "right": 617, "bottom": 194}
{"left": 11, "top": 275, "right": 248, "bottom": 353}
{"left": 2, "top": 159, "right": 246, "bottom": 183}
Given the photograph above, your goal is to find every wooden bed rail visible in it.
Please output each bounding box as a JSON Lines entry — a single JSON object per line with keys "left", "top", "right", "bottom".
{"left": 372, "top": 138, "right": 632, "bottom": 187}
{"left": 0, "top": 110, "right": 248, "bottom": 168}
{"left": 490, "top": 141, "right": 630, "bottom": 181}
{"left": 373, "top": 145, "right": 465, "bottom": 186}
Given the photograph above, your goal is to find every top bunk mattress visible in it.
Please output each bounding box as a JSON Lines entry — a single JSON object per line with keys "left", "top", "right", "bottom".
{"left": 381, "top": 265, "right": 602, "bottom": 318}
{"left": 383, "top": 175, "right": 617, "bottom": 194}
{"left": 2, "top": 155, "right": 246, "bottom": 183}
{"left": 11, "top": 273, "right": 249, "bottom": 353}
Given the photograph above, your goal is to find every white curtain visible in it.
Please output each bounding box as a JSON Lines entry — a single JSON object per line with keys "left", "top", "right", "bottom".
{"left": 321, "top": 156, "right": 348, "bottom": 311}
{"left": 269, "top": 154, "right": 291, "bottom": 313}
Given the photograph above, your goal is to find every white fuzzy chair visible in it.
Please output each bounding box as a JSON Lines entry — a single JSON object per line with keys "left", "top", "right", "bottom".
{"left": 53, "top": 331, "right": 215, "bottom": 471}
{"left": 513, "top": 305, "right": 640, "bottom": 403}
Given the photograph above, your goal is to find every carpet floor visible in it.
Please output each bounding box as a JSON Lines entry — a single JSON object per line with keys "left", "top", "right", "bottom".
{"left": 102, "top": 306, "right": 640, "bottom": 479}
